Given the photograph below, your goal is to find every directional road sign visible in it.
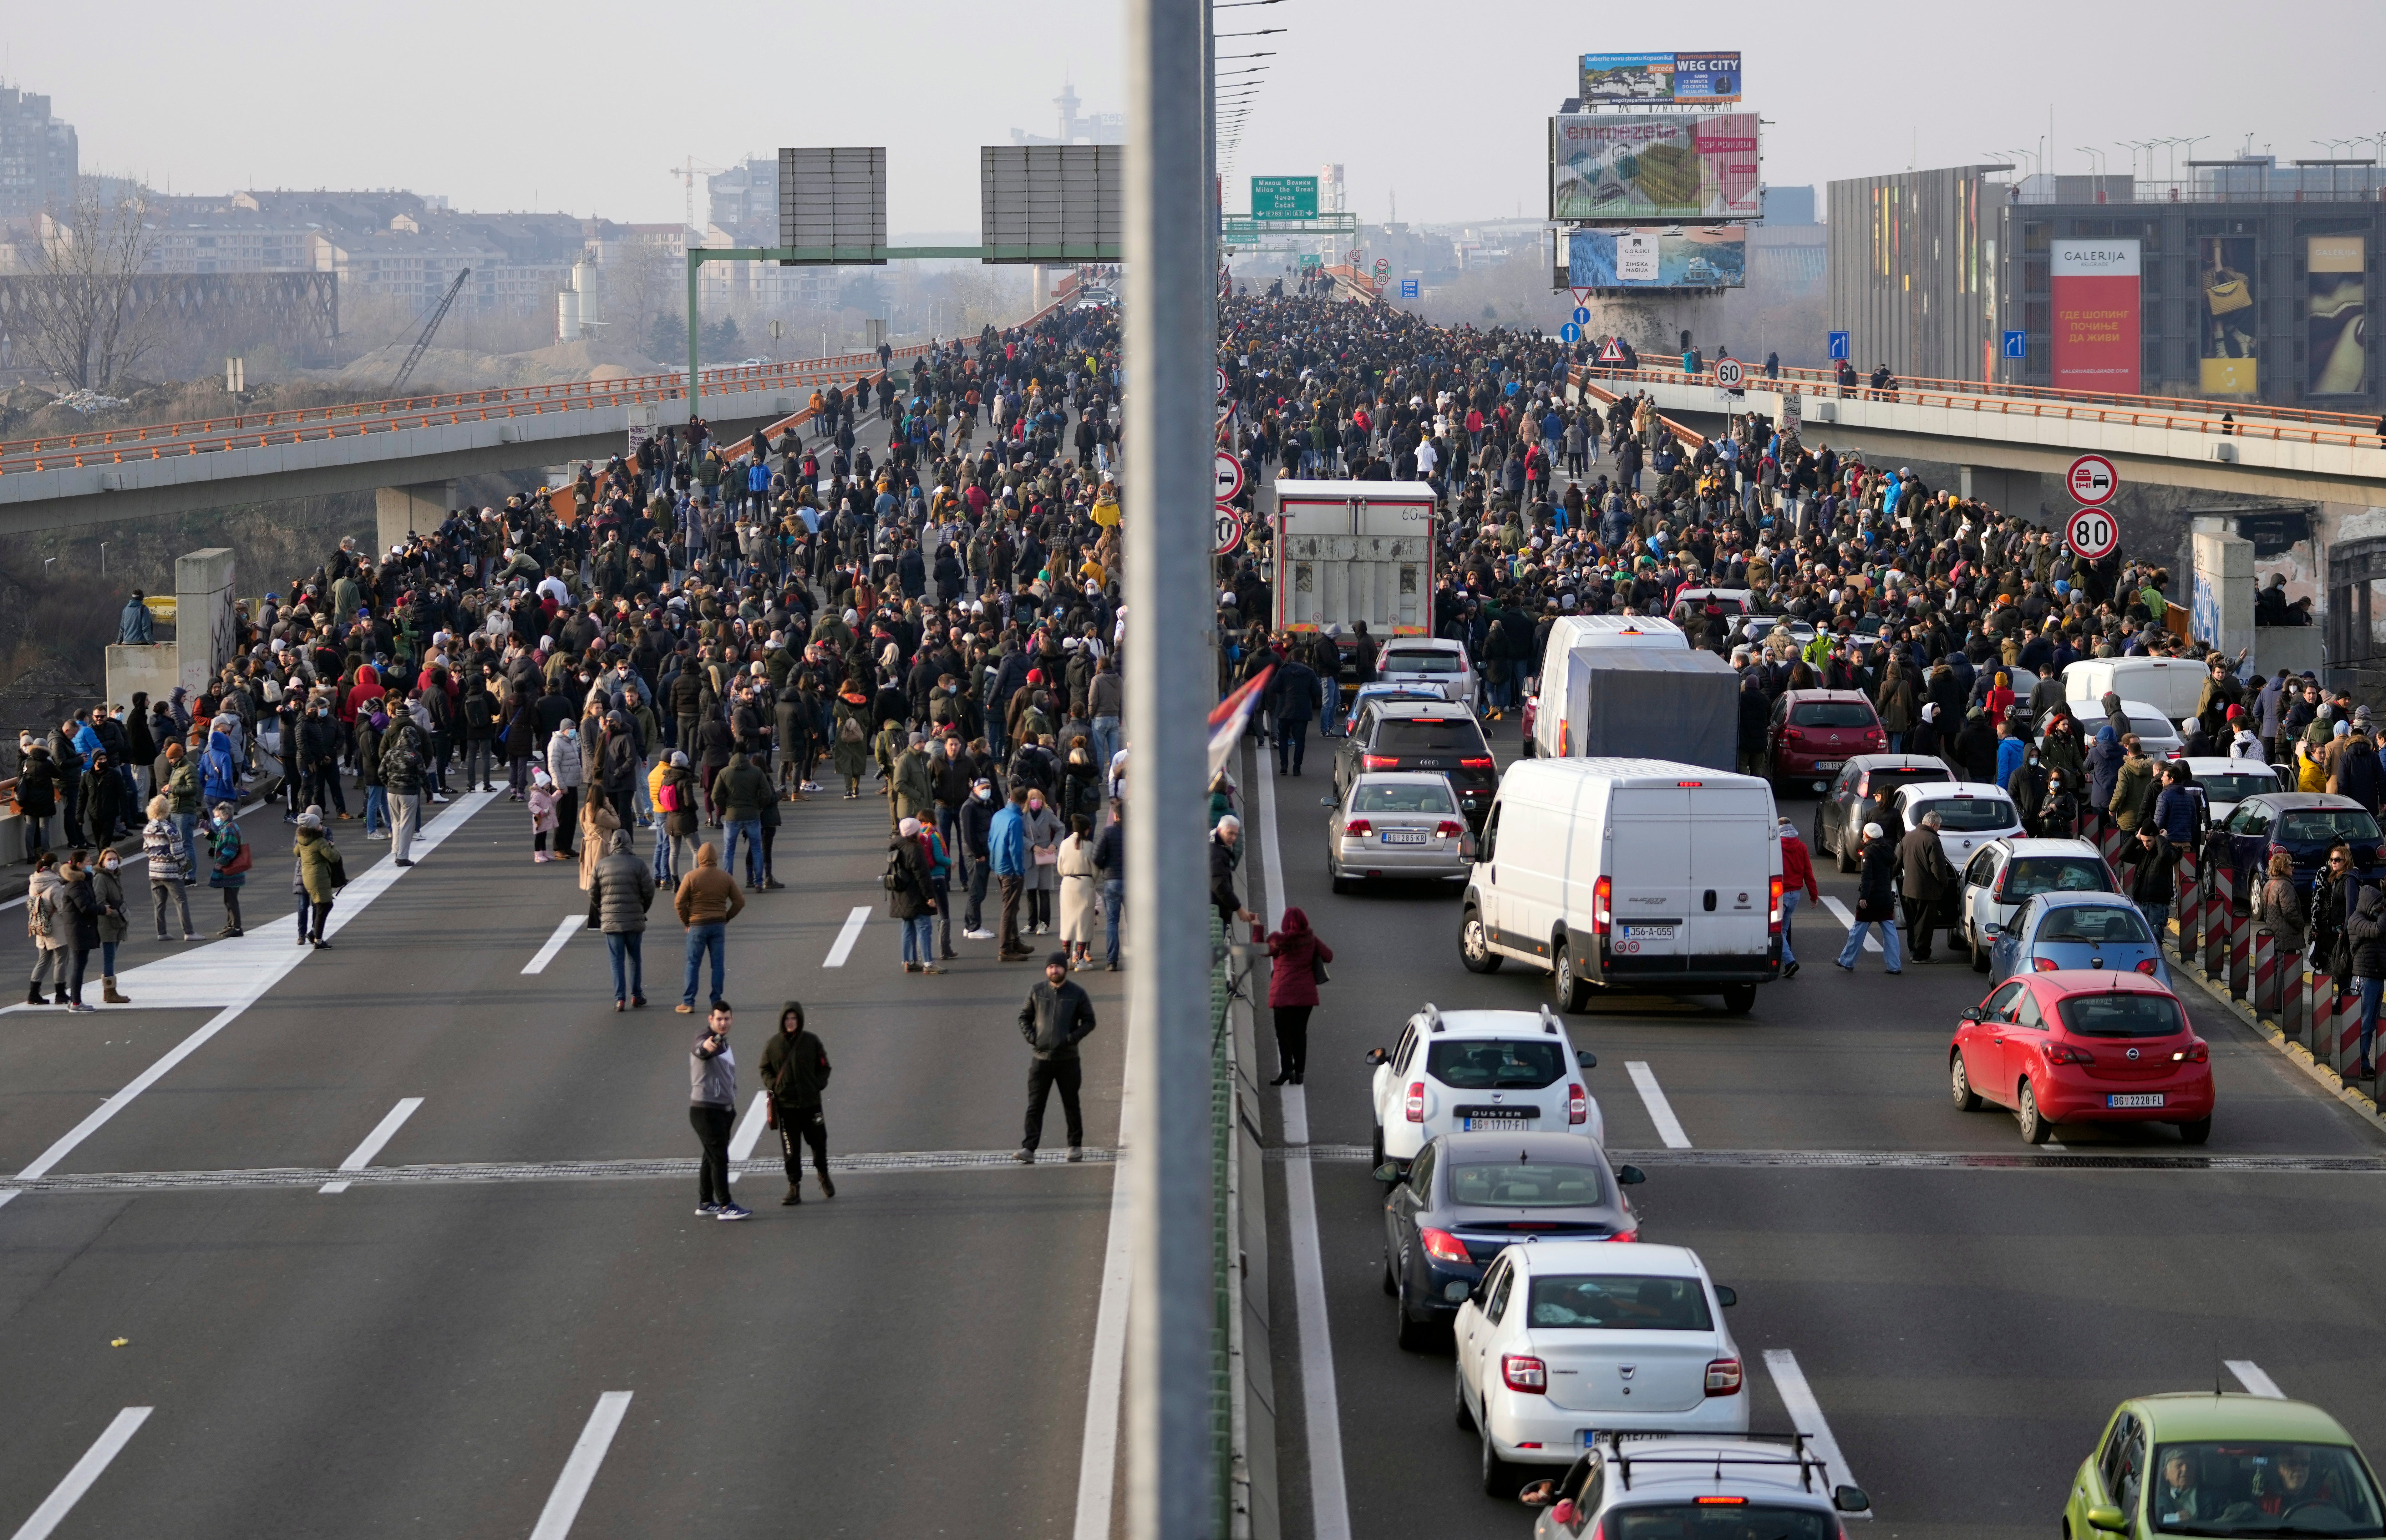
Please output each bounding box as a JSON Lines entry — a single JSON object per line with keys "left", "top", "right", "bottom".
{"left": 1714, "top": 358, "right": 1744, "bottom": 388}
{"left": 2067, "top": 453, "right": 2119, "bottom": 507}
{"left": 1827, "top": 331, "right": 1850, "bottom": 362}
{"left": 1559, "top": 322, "right": 1582, "bottom": 343}
{"left": 1213, "top": 449, "right": 1246, "bottom": 504}
{"left": 1214, "top": 505, "right": 1245, "bottom": 556}
{"left": 2065, "top": 507, "right": 2119, "bottom": 562}
{"left": 1399, "top": 279, "right": 1419, "bottom": 299}
{"left": 2002, "top": 330, "right": 2028, "bottom": 360}
{"left": 1572, "top": 306, "right": 1593, "bottom": 327}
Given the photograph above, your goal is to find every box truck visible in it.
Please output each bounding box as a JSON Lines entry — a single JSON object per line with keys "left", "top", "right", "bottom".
{"left": 1534, "top": 649, "right": 1741, "bottom": 769}
{"left": 1271, "top": 480, "right": 1439, "bottom": 660}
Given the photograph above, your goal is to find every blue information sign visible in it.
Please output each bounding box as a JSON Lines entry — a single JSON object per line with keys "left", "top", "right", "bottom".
{"left": 1571, "top": 306, "right": 1592, "bottom": 326}
{"left": 2002, "top": 330, "right": 2028, "bottom": 360}
{"left": 1559, "top": 322, "right": 1582, "bottom": 342}
{"left": 1399, "top": 279, "right": 1419, "bottom": 299}
{"left": 1827, "top": 331, "right": 1850, "bottom": 361}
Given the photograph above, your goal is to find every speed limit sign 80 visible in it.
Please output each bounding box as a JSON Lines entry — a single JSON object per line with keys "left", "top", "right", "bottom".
{"left": 2065, "top": 508, "right": 2119, "bottom": 561}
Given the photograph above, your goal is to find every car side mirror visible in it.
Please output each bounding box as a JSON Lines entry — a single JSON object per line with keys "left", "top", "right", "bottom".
{"left": 1834, "top": 1486, "right": 1872, "bottom": 1514}
{"left": 1365, "top": 1047, "right": 1387, "bottom": 1066}
{"left": 1576, "top": 1049, "right": 1599, "bottom": 1069}
{"left": 1713, "top": 1285, "right": 1738, "bottom": 1307}
{"left": 1372, "top": 1162, "right": 1401, "bottom": 1183}
{"left": 1616, "top": 1164, "right": 1647, "bottom": 1186}
{"left": 2087, "top": 1507, "right": 2127, "bottom": 1533}
{"left": 1960, "top": 1006, "right": 1982, "bottom": 1022}
{"left": 1520, "top": 1481, "right": 1558, "bottom": 1508}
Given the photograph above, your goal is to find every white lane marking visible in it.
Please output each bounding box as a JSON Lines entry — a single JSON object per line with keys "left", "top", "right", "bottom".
{"left": 522, "top": 916, "right": 583, "bottom": 975}
{"left": 13, "top": 794, "right": 492, "bottom": 1180}
{"left": 0, "top": 1191, "right": 16, "bottom": 1210}
{"left": 1253, "top": 753, "right": 1353, "bottom": 1540}
{"left": 822, "top": 905, "right": 871, "bottom": 967}
{"left": 319, "top": 1097, "right": 424, "bottom": 1194}
{"left": 1819, "top": 896, "right": 1881, "bottom": 950}
{"left": 1762, "top": 1350, "right": 1864, "bottom": 1518}
{"left": 527, "top": 1391, "right": 633, "bottom": 1540}
{"left": 725, "top": 1091, "right": 768, "bottom": 1187}
{"left": 1071, "top": 1010, "right": 1136, "bottom": 1540}
{"left": 1626, "top": 1061, "right": 1693, "bottom": 1149}
{"left": 2226, "top": 1359, "right": 2286, "bottom": 1398}
{"left": 8, "top": 1406, "right": 153, "bottom": 1540}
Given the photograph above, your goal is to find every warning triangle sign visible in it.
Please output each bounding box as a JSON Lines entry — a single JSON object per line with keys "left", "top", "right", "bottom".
{"left": 1597, "top": 337, "right": 1625, "bottom": 362}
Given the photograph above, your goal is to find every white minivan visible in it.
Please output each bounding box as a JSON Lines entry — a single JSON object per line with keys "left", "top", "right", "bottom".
{"left": 1458, "top": 758, "right": 1782, "bottom": 1015}
{"left": 1532, "top": 615, "right": 1689, "bottom": 758}
{"left": 2063, "top": 657, "right": 2209, "bottom": 724}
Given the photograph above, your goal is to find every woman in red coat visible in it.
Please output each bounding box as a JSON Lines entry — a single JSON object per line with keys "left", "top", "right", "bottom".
{"left": 1260, "top": 906, "right": 1333, "bottom": 1085}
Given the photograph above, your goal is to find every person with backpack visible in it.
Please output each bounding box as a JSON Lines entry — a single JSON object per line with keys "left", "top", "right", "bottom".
{"left": 24, "top": 852, "right": 69, "bottom": 1006}
{"left": 207, "top": 802, "right": 250, "bottom": 937}
{"left": 830, "top": 687, "right": 872, "bottom": 798}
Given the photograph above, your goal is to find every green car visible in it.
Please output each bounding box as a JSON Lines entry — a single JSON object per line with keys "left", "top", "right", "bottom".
{"left": 2067, "top": 1394, "right": 2386, "bottom": 1540}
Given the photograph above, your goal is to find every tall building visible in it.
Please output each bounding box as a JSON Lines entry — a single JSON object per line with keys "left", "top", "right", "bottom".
{"left": 0, "top": 85, "right": 77, "bottom": 222}
{"left": 1009, "top": 82, "right": 1124, "bottom": 147}
{"left": 1826, "top": 165, "right": 2005, "bottom": 385}
{"left": 705, "top": 157, "right": 778, "bottom": 245}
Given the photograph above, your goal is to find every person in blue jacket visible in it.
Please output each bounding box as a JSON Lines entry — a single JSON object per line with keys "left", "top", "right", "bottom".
{"left": 200, "top": 727, "right": 243, "bottom": 811}
{"left": 989, "top": 786, "right": 1032, "bottom": 962}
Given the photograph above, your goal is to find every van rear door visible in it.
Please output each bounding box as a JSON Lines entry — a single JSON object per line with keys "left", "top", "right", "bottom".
{"left": 1685, "top": 784, "right": 1777, "bottom": 960}
{"left": 1606, "top": 788, "right": 1690, "bottom": 962}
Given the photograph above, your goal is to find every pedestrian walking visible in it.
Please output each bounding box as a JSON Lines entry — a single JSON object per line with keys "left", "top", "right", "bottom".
{"left": 207, "top": 802, "right": 249, "bottom": 936}
{"left": 1057, "top": 814, "right": 1099, "bottom": 968}
{"left": 1898, "top": 812, "right": 1957, "bottom": 962}
{"left": 1261, "top": 905, "right": 1333, "bottom": 1084}
{"left": 1776, "top": 816, "right": 1818, "bottom": 979}
{"left": 888, "top": 816, "right": 941, "bottom": 973}
{"left": 673, "top": 841, "right": 745, "bottom": 1012}
{"left": 292, "top": 808, "right": 342, "bottom": 948}
{"left": 1013, "top": 951, "right": 1098, "bottom": 1163}
{"left": 1093, "top": 798, "right": 1125, "bottom": 971}
{"left": 688, "top": 1002, "right": 750, "bottom": 1220}
{"left": 759, "top": 1000, "right": 834, "bottom": 1205}
{"left": 590, "top": 828, "right": 656, "bottom": 1011}
{"left": 1835, "top": 822, "right": 1904, "bottom": 973}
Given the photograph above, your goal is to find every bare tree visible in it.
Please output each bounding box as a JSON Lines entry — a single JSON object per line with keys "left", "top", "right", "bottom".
{"left": 607, "top": 238, "right": 675, "bottom": 357}
{"left": 17, "top": 184, "right": 166, "bottom": 393}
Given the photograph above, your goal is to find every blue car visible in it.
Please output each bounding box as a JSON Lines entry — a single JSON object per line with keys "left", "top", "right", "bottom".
{"left": 2221, "top": 792, "right": 2386, "bottom": 907}
{"left": 1987, "top": 892, "right": 2171, "bottom": 989}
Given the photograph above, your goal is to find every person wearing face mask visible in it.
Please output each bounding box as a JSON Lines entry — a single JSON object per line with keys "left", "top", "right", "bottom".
{"left": 546, "top": 717, "right": 585, "bottom": 859}
{"left": 56, "top": 850, "right": 102, "bottom": 1013}
{"left": 959, "top": 776, "right": 998, "bottom": 940}
{"left": 299, "top": 697, "right": 348, "bottom": 821}
{"left": 91, "top": 847, "right": 131, "bottom": 1003}
{"left": 1019, "top": 785, "right": 1065, "bottom": 937}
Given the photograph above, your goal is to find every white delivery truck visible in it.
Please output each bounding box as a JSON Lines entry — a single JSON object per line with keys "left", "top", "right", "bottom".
{"left": 1531, "top": 614, "right": 1689, "bottom": 758}
{"left": 1271, "top": 479, "right": 1439, "bottom": 662}
{"left": 2063, "top": 657, "right": 2208, "bottom": 723}
{"left": 1458, "top": 757, "right": 1783, "bottom": 1015}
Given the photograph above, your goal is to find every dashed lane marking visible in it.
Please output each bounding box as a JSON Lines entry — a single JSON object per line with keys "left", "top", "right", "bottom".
{"left": 1762, "top": 1351, "right": 1865, "bottom": 1518}
{"left": 7, "top": 1406, "right": 152, "bottom": 1540}
{"left": 2226, "top": 1359, "right": 2286, "bottom": 1398}
{"left": 320, "top": 1097, "right": 424, "bottom": 1194}
{"left": 823, "top": 905, "right": 871, "bottom": 967}
{"left": 527, "top": 1392, "right": 632, "bottom": 1540}
{"left": 1626, "top": 1061, "right": 1693, "bottom": 1149}
{"left": 522, "top": 916, "right": 583, "bottom": 975}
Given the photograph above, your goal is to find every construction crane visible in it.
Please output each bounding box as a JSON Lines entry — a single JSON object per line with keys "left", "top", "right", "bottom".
{"left": 388, "top": 267, "right": 471, "bottom": 394}
{"left": 668, "top": 155, "right": 731, "bottom": 237}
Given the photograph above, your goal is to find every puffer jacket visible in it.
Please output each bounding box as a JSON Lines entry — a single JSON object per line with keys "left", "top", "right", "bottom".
{"left": 546, "top": 726, "right": 585, "bottom": 788}
{"left": 591, "top": 833, "right": 656, "bottom": 933}
{"left": 2348, "top": 882, "right": 2386, "bottom": 981}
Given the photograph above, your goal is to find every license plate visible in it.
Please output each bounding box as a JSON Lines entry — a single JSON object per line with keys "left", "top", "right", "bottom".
{"left": 2107, "top": 1093, "right": 2166, "bottom": 1108}
{"left": 1380, "top": 829, "right": 1427, "bottom": 844}
{"left": 1621, "top": 924, "right": 1677, "bottom": 941}
{"left": 1463, "top": 1116, "right": 1530, "bottom": 1131}
{"left": 1815, "top": 761, "right": 1842, "bottom": 771}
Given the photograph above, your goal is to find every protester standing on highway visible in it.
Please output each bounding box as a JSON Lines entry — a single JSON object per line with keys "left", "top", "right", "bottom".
{"left": 1776, "top": 816, "right": 1817, "bottom": 979}
{"left": 1057, "top": 814, "right": 1099, "bottom": 969}
{"left": 292, "top": 808, "right": 341, "bottom": 948}
{"left": 1014, "top": 951, "right": 1097, "bottom": 1164}
{"left": 990, "top": 785, "right": 1032, "bottom": 961}
{"left": 1093, "top": 798, "right": 1125, "bottom": 971}
{"left": 143, "top": 796, "right": 197, "bottom": 941}
{"left": 92, "top": 849, "right": 131, "bottom": 1003}
{"left": 1898, "top": 812, "right": 1957, "bottom": 963}
{"left": 23, "top": 852, "right": 67, "bottom": 1007}
{"left": 889, "top": 816, "right": 941, "bottom": 974}
{"left": 689, "top": 1003, "right": 750, "bottom": 1220}
{"left": 382, "top": 717, "right": 429, "bottom": 866}
{"left": 57, "top": 851, "right": 100, "bottom": 1013}
{"left": 2345, "top": 881, "right": 2386, "bottom": 1081}
{"left": 1836, "top": 822, "right": 1903, "bottom": 974}
{"left": 1272, "top": 648, "right": 1319, "bottom": 776}
{"left": 1211, "top": 815, "right": 1256, "bottom": 933}
{"left": 591, "top": 828, "right": 655, "bottom": 1011}
{"left": 547, "top": 717, "right": 585, "bottom": 859}
{"left": 2252, "top": 849, "right": 2307, "bottom": 986}
{"left": 673, "top": 841, "right": 744, "bottom": 1012}
{"left": 208, "top": 801, "right": 249, "bottom": 937}
{"left": 1261, "top": 905, "right": 1332, "bottom": 1085}
{"left": 760, "top": 1001, "right": 834, "bottom": 1205}
{"left": 1020, "top": 788, "right": 1064, "bottom": 936}
{"left": 2121, "top": 825, "right": 2181, "bottom": 939}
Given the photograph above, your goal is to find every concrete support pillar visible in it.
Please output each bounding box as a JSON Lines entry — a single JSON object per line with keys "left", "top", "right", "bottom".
{"left": 376, "top": 480, "right": 454, "bottom": 556}
{"left": 2191, "top": 530, "right": 2255, "bottom": 657}
{"left": 174, "top": 548, "right": 237, "bottom": 700}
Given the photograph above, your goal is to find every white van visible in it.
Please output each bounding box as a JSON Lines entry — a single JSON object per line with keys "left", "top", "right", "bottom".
{"left": 1533, "top": 615, "right": 1689, "bottom": 758}
{"left": 1457, "top": 758, "right": 1782, "bottom": 1015}
{"left": 2063, "top": 657, "right": 2209, "bottom": 723}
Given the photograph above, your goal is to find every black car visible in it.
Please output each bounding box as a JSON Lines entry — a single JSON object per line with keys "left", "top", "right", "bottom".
{"left": 1814, "top": 754, "right": 1955, "bottom": 871}
{"left": 1378, "top": 1129, "right": 1642, "bottom": 1350}
{"left": 1335, "top": 702, "right": 1499, "bottom": 824}
{"left": 2221, "top": 792, "right": 2386, "bottom": 905}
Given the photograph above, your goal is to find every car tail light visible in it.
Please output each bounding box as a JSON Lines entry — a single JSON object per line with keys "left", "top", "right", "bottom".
{"left": 1856, "top": 773, "right": 1872, "bottom": 796}
{"left": 1863, "top": 728, "right": 1886, "bottom": 745}
{"left": 1704, "top": 1357, "right": 1744, "bottom": 1396}
{"left": 2033, "top": 958, "right": 2059, "bottom": 971}
{"left": 1419, "top": 1227, "right": 1471, "bottom": 1264}
{"left": 1405, "top": 1082, "right": 1425, "bottom": 1122}
{"left": 1697, "top": 1497, "right": 1750, "bottom": 1506}
{"left": 1783, "top": 727, "right": 1805, "bottom": 741}
{"left": 1502, "top": 1354, "right": 1548, "bottom": 1393}
{"left": 1568, "top": 1084, "right": 1587, "bottom": 1125}
{"left": 1990, "top": 879, "right": 2009, "bottom": 902}
{"left": 1434, "top": 820, "right": 1465, "bottom": 838}
{"left": 1361, "top": 753, "right": 1397, "bottom": 771}
{"left": 2175, "top": 1040, "right": 2210, "bottom": 1063}
{"left": 1460, "top": 756, "right": 1495, "bottom": 771}
{"left": 1343, "top": 818, "right": 1373, "bottom": 837}
{"left": 1593, "top": 875, "right": 1612, "bottom": 936}
{"left": 1605, "top": 1228, "right": 1639, "bottom": 1242}
{"left": 2045, "top": 1041, "right": 2096, "bottom": 1066}
{"left": 2135, "top": 958, "right": 2159, "bottom": 975}
{"left": 1768, "top": 875, "right": 1784, "bottom": 934}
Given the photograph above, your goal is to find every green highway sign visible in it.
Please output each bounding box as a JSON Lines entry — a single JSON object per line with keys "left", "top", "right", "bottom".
{"left": 1251, "top": 176, "right": 1320, "bottom": 220}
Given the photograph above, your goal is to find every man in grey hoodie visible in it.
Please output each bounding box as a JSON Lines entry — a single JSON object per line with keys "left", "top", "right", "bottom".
{"left": 690, "top": 1002, "right": 750, "bottom": 1220}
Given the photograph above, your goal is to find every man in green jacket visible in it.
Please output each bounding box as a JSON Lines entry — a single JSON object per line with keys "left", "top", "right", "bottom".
{"left": 892, "top": 734, "right": 936, "bottom": 824}
{"left": 2107, "top": 736, "right": 2158, "bottom": 833}
{"left": 710, "top": 751, "right": 772, "bottom": 888}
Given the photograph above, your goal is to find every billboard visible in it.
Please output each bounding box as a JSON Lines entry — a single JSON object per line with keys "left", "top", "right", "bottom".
{"left": 2198, "top": 235, "right": 2258, "bottom": 395}
{"left": 1579, "top": 51, "right": 1742, "bottom": 105}
{"left": 1251, "top": 176, "right": 1318, "bottom": 220}
{"left": 1550, "top": 113, "right": 1759, "bottom": 222}
{"left": 2306, "top": 233, "right": 2367, "bottom": 396}
{"left": 1566, "top": 226, "right": 1746, "bottom": 289}
{"left": 2049, "top": 239, "right": 2140, "bottom": 394}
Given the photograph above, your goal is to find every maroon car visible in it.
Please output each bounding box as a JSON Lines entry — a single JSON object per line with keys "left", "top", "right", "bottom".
{"left": 1763, "top": 689, "right": 1886, "bottom": 790}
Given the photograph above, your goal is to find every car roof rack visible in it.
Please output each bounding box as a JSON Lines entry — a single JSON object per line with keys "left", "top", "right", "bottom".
{"left": 1601, "top": 1430, "right": 1826, "bottom": 1493}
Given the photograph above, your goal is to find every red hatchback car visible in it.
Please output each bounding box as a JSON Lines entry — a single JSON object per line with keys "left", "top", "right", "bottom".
{"left": 1763, "top": 689, "right": 1886, "bottom": 790}
{"left": 1950, "top": 971, "right": 2214, "bottom": 1145}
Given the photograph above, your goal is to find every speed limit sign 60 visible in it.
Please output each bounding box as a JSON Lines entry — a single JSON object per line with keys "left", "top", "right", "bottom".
{"left": 2065, "top": 508, "right": 2119, "bottom": 561}
{"left": 1714, "top": 358, "right": 1744, "bottom": 388}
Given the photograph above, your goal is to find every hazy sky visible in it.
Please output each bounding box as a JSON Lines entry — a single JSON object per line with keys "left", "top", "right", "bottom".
{"left": 8, "top": 0, "right": 2383, "bottom": 230}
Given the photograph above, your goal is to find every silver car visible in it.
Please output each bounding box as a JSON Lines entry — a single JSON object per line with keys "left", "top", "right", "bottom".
{"left": 1955, "top": 837, "right": 2117, "bottom": 970}
{"left": 1328, "top": 772, "right": 1474, "bottom": 891}
{"left": 1373, "top": 637, "right": 1478, "bottom": 714}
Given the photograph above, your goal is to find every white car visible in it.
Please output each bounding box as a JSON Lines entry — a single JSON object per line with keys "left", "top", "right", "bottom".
{"left": 1888, "top": 780, "right": 2023, "bottom": 871}
{"left": 1375, "top": 637, "right": 1479, "bottom": 714}
{"left": 1955, "top": 837, "right": 2117, "bottom": 970}
{"left": 2045, "top": 699, "right": 2183, "bottom": 759}
{"left": 1521, "top": 1433, "right": 1871, "bottom": 1535}
{"left": 1367, "top": 1005, "right": 1603, "bottom": 1171}
{"left": 1455, "top": 1241, "right": 1749, "bottom": 1496}
{"left": 2180, "top": 756, "right": 2284, "bottom": 821}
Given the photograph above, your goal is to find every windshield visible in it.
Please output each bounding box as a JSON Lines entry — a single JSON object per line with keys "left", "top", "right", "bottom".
{"left": 2056, "top": 991, "right": 2187, "bottom": 1038}
{"left": 1383, "top": 650, "right": 1462, "bottom": 675}
{"left": 1526, "top": 1275, "right": 1714, "bottom": 1331}
{"left": 2035, "top": 904, "right": 2154, "bottom": 945}
{"left": 2203, "top": 774, "right": 2280, "bottom": 803}
{"left": 2130, "top": 716, "right": 2177, "bottom": 741}
{"left": 1448, "top": 1162, "right": 1607, "bottom": 1208}
{"left": 2276, "top": 810, "right": 2385, "bottom": 844}
{"left": 2006, "top": 857, "right": 2113, "bottom": 899}
{"left": 2148, "top": 1441, "right": 2385, "bottom": 1538}
{"left": 1426, "top": 1039, "right": 1565, "bottom": 1090}
{"left": 1913, "top": 797, "right": 2018, "bottom": 832}
{"left": 1863, "top": 767, "right": 1951, "bottom": 798}
{"left": 1790, "top": 702, "right": 1877, "bottom": 728}
{"left": 1352, "top": 782, "right": 1455, "bottom": 813}
{"left": 1611, "top": 1506, "right": 1835, "bottom": 1540}
{"left": 1377, "top": 719, "right": 1489, "bottom": 754}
